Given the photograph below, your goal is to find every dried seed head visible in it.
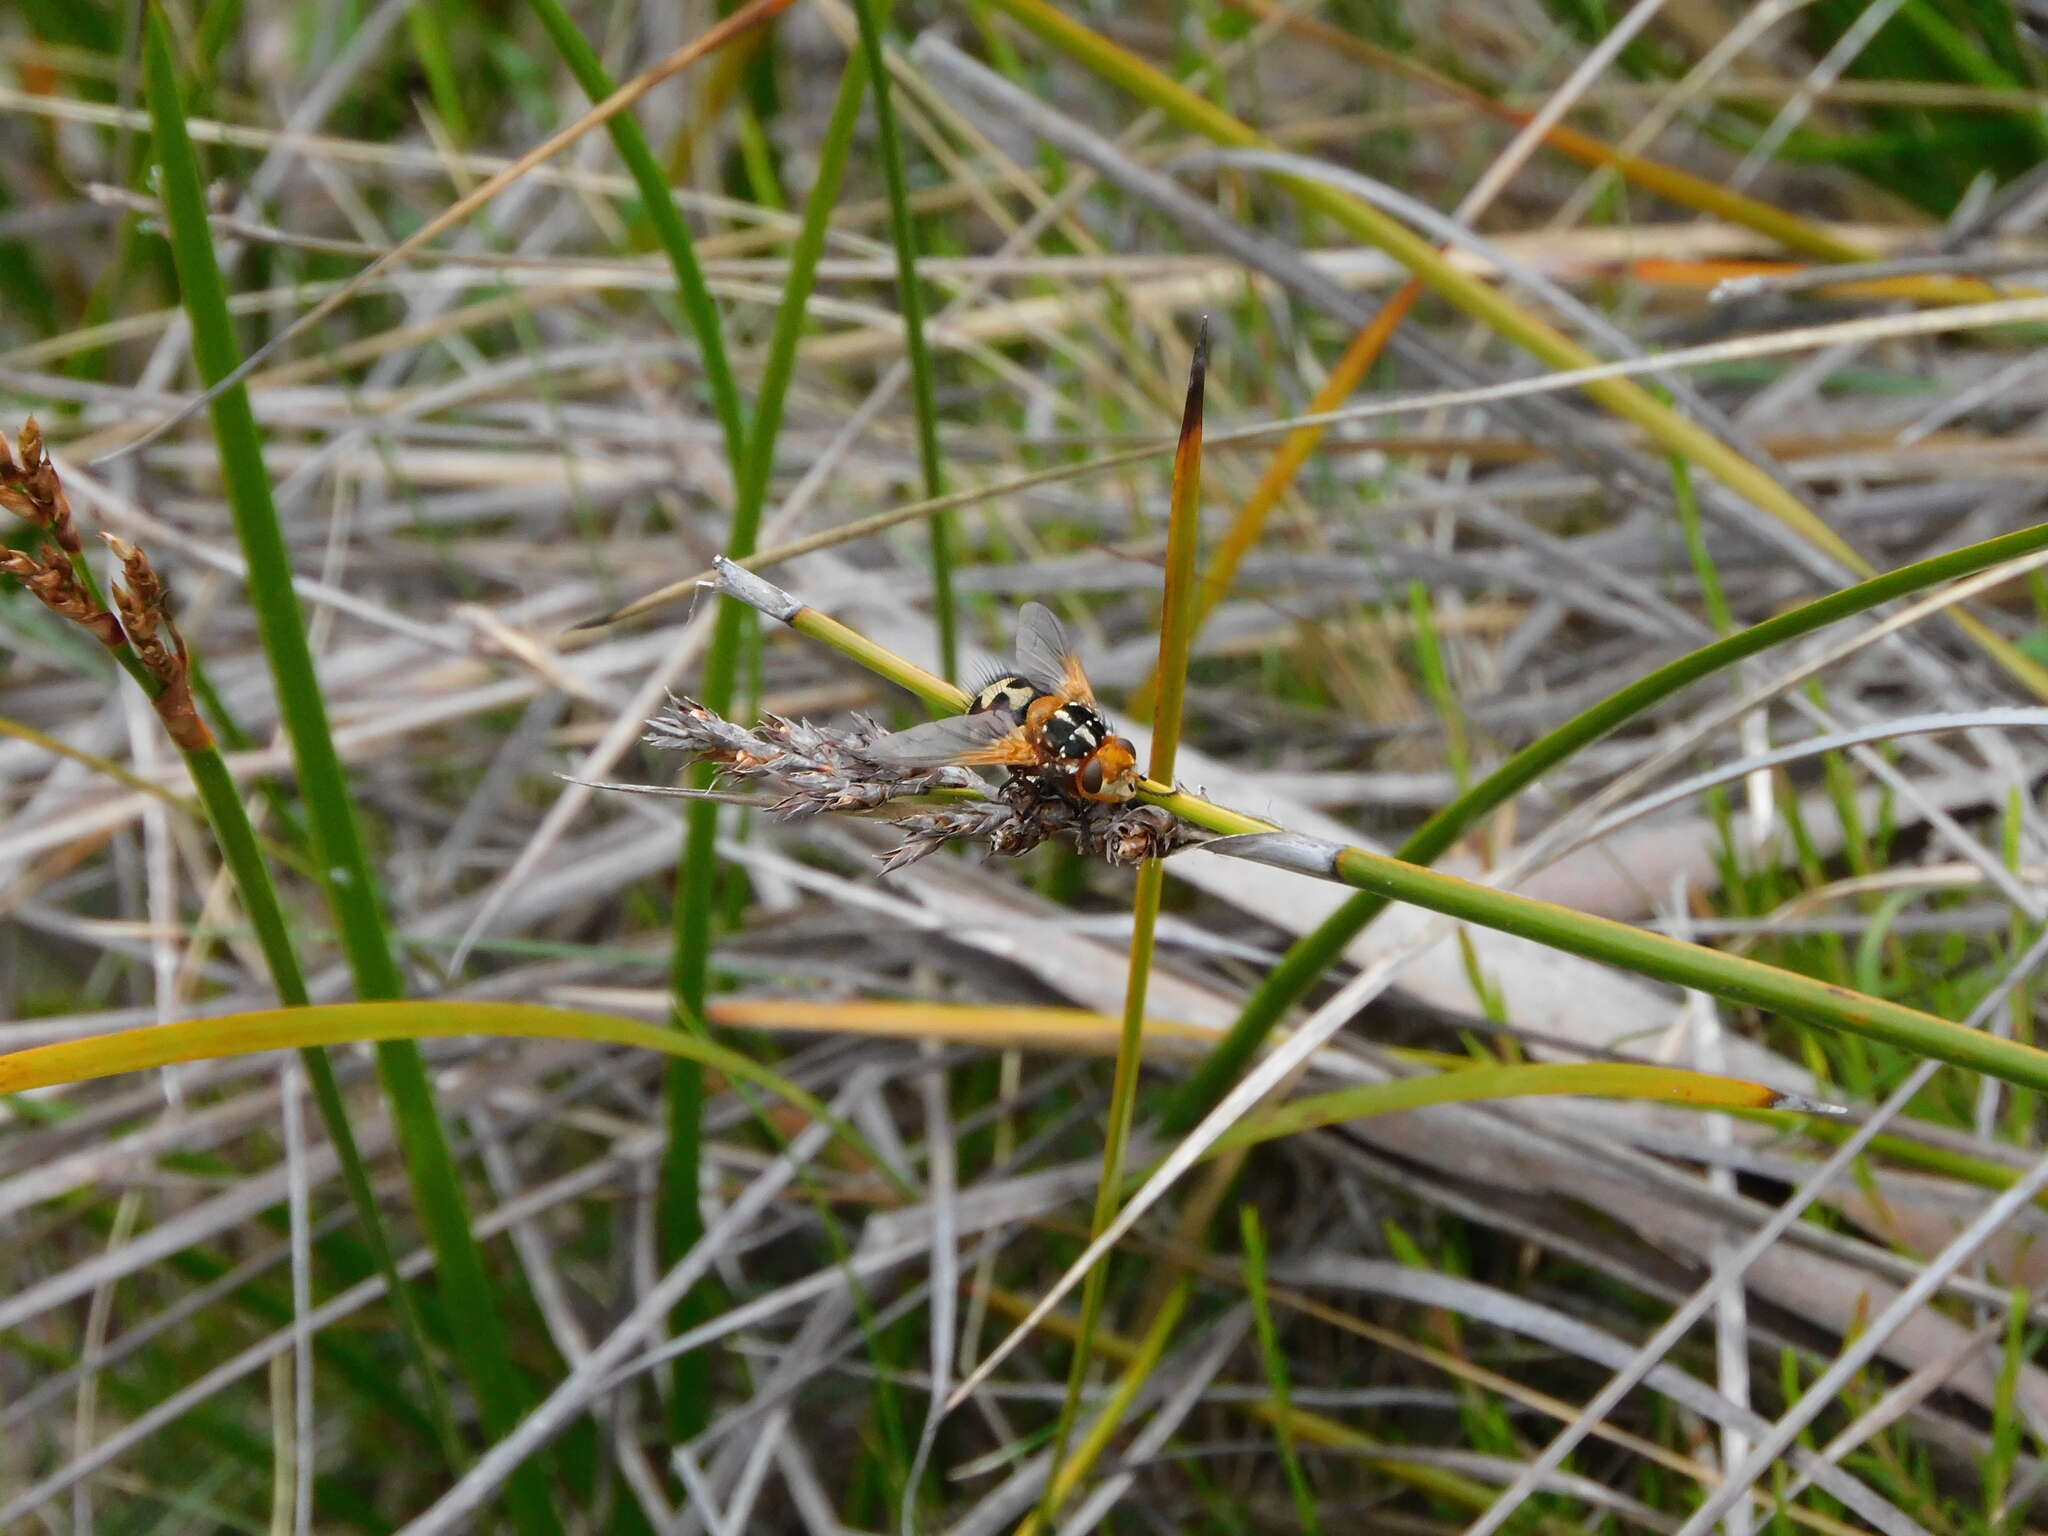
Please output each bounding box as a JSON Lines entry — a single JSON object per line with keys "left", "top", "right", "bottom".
{"left": 0, "top": 445, "right": 210, "bottom": 751}
{"left": 989, "top": 775, "right": 1198, "bottom": 867}
{"left": 1091, "top": 803, "right": 1192, "bottom": 867}
{"left": 645, "top": 695, "right": 978, "bottom": 818}
{"left": 103, "top": 535, "right": 198, "bottom": 736}
{"left": 638, "top": 695, "right": 1197, "bottom": 871}
{"left": 876, "top": 779, "right": 1195, "bottom": 871}
{"left": 104, "top": 533, "right": 166, "bottom": 643}
{"left": 145, "top": 624, "right": 212, "bottom": 752}
{"left": 0, "top": 544, "right": 125, "bottom": 650}
{"left": 876, "top": 802, "right": 1017, "bottom": 874}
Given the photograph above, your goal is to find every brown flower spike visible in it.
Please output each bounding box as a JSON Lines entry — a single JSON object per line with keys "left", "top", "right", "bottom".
{"left": 0, "top": 421, "right": 212, "bottom": 751}
{"left": 0, "top": 545, "right": 126, "bottom": 650}
{"left": 0, "top": 417, "right": 81, "bottom": 553}
{"left": 101, "top": 533, "right": 209, "bottom": 750}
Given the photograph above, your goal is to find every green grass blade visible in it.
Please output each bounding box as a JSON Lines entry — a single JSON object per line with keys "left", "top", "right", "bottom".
{"left": 1406, "top": 580, "right": 1471, "bottom": 793}
{"left": 1183, "top": 828, "right": 2048, "bottom": 1093}
{"left": 1240, "top": 1207, "right": 1322, "bottom": 1536}
{"left": 1216, "top": 1061, "right": 1801, "bottom": 1153}
{"left": 664, "top": 43, "right": 871, "bottom": 1443}
{"left": 178, "top": 746, "right": 464, "bottom": 1466}
{"left": 1019, "top": 1275, "right": 1196, "bottom": 1536}
{"left": 1038, "top": 855, "right": 1166, "bottom": 1520}
{"left": 0, "top": 1001, "right": 910, "bottom": 1180}
{"left": 404, "top": 0, "right": 473, "bottom": 148}
{"left": 953, "top": 1055, "right": 1836, "bottom": 1415}
{"left": 520, "top": 0, "right": 747, "bottom": 467}
{"left": 1163, "top": 519, "right": 2048, "bottom": 1131}
{"left": 6, "top": 443, "right": 461, "bottom": 1464}
{"left": 141, "top": 18, "right": 559, "bottom": 1530}
{"left": 990, "top": 1277, "right": 1501, "bottom": 1515}
{"left": 1147, "top": 324, "right": 1208, "bottom": 789}
{"left": 512, "top": 11, "right": 764, "bottom": 1439}
{"left": 849, "top": 0, "right": 957, "bottom": 681}
{"left": 786, "top": 595, "right": 964, "bottom": 710}
{"left": 520, "top": 0, "right": 774, "bottom": 1449}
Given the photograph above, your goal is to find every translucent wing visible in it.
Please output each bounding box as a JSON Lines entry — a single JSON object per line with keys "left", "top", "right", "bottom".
{"left": 865, "top": 711, "right": 1032, "bottom": 768}
{"left": 1012, "top": 602, "right": 1094, "bottom": 703}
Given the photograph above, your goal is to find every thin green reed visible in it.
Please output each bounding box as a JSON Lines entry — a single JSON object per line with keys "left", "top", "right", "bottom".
{"left": 515, "top": 0, "right": 759, "bottom": 1448}
{"left": 850, "top": 0, "right": 959, "bottom": 681}
{"left": 521, "top": 0, "right": 748, "bottom": 467}
{"left": 144, "top": 15, "right": 560, "bottom": 1531}
{"left": 665, "top": 45, "right": 873, "bottom": 1440}
{"left": 1041, "top": 327, "right": 1208, "bottom": 1525}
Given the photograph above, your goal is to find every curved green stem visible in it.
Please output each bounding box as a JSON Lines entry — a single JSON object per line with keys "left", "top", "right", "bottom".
{"left": 1162, "top": 520, "right": 2048, "bottom": 1129}
{"left": 179, "top": 747, "right": 464, "bottom": 1465}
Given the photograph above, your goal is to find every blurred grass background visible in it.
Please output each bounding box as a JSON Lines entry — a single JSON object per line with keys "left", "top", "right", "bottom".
{"left": 9, "top": 0, "right": 2048, "bottom": 1531}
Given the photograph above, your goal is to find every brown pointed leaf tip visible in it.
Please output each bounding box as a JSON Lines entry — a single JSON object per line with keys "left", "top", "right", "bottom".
{"left": 1175, "top": 317, "right": 1208, "bottom": 466}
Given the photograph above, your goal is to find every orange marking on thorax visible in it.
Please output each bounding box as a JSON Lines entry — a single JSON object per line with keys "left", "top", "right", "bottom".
{"left": 1024, "top": 694, "right": 1064, "bottom": 732}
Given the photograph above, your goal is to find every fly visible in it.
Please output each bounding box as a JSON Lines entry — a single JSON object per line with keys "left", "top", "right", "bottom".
{"left": 866, "top": 603, "right": 1142, "bottom": 803}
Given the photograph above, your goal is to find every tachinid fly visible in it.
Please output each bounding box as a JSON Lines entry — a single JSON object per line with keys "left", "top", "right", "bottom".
{"left": 865, "top": 603, "right": 1141, "bottom": 803}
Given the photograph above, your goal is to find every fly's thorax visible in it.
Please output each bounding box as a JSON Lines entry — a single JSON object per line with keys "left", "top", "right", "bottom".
{"left": 1038, "top": 699, "right": 1111, "bottom": 761}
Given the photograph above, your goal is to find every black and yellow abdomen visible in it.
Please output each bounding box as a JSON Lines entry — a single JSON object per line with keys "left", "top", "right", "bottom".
{"left": 970, "top": 673, "right": 1045, "bottom": 722}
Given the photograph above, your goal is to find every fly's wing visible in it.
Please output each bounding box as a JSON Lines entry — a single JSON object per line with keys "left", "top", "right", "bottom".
{"left": 864, "top": 711, "right": 1032, "bottom": 768}
{"left": 1012, "top": 602, "right": 1095, "bottom": 703}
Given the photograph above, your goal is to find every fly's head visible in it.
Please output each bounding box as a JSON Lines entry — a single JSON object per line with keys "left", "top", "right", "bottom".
{"left": 1072, "top": 736, "right": 1141, "bottom": 802}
